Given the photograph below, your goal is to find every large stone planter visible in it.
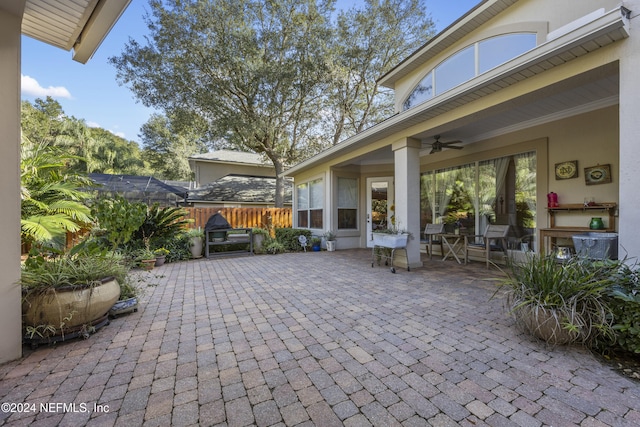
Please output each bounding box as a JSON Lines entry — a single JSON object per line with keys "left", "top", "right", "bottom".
{"left": 515, "top": 305, "right": 580, "bottom": 345}
{"left": 190, "top": 236, "right": 203, "bottom": 258}
{"left": 23, "top": 278, "right": 121, "bottom": 335}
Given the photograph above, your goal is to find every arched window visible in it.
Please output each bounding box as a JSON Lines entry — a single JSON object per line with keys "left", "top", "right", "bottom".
{"left": 403, "top": 33, "right": 537, "bottom": 111}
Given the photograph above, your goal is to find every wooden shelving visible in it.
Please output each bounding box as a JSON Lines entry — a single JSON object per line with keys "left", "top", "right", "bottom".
{"left": 540, "top": 203, "right": 617, "bottom": 254}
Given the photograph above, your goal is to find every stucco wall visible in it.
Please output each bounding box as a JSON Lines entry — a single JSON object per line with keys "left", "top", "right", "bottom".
{"left": 194, "top": 162, "right": 275, "bottom": 187}
{"left": 0, "top": 7, "right": 25, "bottom": 363}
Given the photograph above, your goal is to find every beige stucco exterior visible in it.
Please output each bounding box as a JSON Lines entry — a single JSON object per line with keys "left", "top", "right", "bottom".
{"left": 191, "top": 159, "right": 276, "bottom": 188}
{"left": 286, "top": 0, "right": 637, "bottom": 267}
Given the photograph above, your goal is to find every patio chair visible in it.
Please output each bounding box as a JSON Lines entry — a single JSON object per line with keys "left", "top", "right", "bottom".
{"left": 464, "top": 224, "right": 510, "bottom": 268}
{"left": 422, "top": 223, "right": 444, "bottom": 259}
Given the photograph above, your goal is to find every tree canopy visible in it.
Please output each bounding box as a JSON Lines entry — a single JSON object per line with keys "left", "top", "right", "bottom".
{"left": 21, "top": 97, "right": 149, "bottom": 176}
{"left": 111, "top": 0, "right": 435, "bottom": 206}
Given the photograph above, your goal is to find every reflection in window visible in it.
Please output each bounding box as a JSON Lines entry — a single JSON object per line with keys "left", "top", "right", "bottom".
{"left": 403, "top": 32, "right": 536, "bottom": 110}
{"left": 420, "top": 151, "right": 537, "bottom": 248}
{"left": 297, "top": 179, "right": 323, "bottom": 229}
{"left": 478, "top": 33, "right": 536, "bottom": 73}
{"left": 402, "top": 72, "right": 433, "bottom": 111}
{"left": 337, "top": 177, "right": 357, "bottom": 229}
{"left": 434, "top": 46, "right": 475, "bottom": 95}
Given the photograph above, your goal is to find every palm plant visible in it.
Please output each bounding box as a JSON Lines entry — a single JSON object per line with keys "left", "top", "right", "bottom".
{"left": 20, "top": 136, "right": 94, "bottom": 248}
{"left": 132, "top": 204, "right": 192, "bottom": 245}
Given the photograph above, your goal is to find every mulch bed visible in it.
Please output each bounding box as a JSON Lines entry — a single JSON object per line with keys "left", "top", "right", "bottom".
{"left": 594, "top": 350, "right": 640, "bottom": 382}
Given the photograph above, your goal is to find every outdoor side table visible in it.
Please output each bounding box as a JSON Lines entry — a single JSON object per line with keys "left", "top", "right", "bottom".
{"left": 439, "top": 233, "right": 465, "bottom": 264}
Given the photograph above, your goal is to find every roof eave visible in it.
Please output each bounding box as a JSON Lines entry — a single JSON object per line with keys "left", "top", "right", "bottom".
{"left": 285, "top": 6, "right": 629, "bottom": 177}
{"left": 72, "top": 0, "right": 132, "bottom": 63}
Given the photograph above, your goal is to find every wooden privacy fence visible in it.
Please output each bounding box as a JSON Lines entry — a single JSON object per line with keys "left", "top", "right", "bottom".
{"left": 184, "top": 207, "right": 292, "bottom": 230}
{"left": 22, "top": 207, "right": 292, "bottom": 254}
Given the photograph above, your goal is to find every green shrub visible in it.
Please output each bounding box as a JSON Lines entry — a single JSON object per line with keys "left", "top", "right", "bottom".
{"left": 91, "top": 195, "right": 147, "bottom": 250}
{"left": 264, "top": 239, "right": 286, "bottom": 254}
{"left": 608, "top": 262, "right": 640, "bottom": 353}
{"left": 160, "top": 233, "right": 191, "bottom": 263}
{"left": 275, "top": 228, "right": 311, "bottom": 251}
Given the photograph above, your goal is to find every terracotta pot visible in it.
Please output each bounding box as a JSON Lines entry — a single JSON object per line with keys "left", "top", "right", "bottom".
{"left": 23, "top": 278, "right": 121, "bottom": 332}
{"left": 140, "top": 259, "right": 155, "bottom": 271}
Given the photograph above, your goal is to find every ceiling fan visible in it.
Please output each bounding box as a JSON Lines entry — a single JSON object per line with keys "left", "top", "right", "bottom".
{"left": 429, "top": 135, "right": 463, "bottom": 154}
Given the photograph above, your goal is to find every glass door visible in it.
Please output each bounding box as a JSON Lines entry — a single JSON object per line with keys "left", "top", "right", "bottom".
{"left": 366, "top": 177, "right": 394, "bottom": 248}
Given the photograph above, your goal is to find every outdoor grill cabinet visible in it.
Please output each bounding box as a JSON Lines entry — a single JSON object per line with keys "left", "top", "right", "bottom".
{"left": 204, "top": 212, "right": 253, "bottom": 257}
{"left": 205, "top": 228, "right": 253, "bottom": 257}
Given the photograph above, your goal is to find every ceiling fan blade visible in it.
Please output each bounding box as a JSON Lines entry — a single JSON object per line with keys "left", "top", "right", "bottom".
{"left": 429, "top": 147, "right": 436, "bottom": 154}
{"left": 446, "top": 145, "right": 463, "bottom": 150}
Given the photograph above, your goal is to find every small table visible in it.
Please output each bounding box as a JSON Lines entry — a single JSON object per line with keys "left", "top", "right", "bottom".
{"left": 439, "top": 233, "right": 465, "bottom": 264}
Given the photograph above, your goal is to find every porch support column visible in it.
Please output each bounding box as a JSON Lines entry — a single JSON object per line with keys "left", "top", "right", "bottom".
{"left": 619, "top": 4, "right": 640, "bottom": 260}
{"left": 0, "top": 6, "right": 24, "bottom": 363}
{"left": 392, "top": 137, "right": 423, "bottom": 269}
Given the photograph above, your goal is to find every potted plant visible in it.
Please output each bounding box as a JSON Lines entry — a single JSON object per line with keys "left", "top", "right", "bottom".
{"left": 109, "top": 277, "right": 140, "bottom": 318}
{"left": 496, "top": 254, "right": 616, "bottom": 346}
{"left": 372, "top": 225, "right": 410, "bottom": 249}
{"left": 186, "top": 228, "right": 204, "bottom": 258}
{"left": 323, "top": 230, "right": 337, "bottom": 252}
{"left": 252, "top": 227, "right": 269, "bottom": 253}
{"left": 310, "top": 237, "right": 322, "bottom": 251}
{"left": 153, "top": 247, "right": 170, "bottom": 266}
{"left": 134, "top": 248, "right": 157, "bottom": 271}
{"left": 21, "top": 252, "right": 127, "bottom": 344}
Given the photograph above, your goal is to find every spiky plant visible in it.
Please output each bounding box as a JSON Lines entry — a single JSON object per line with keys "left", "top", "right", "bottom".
{"left": 498, "top": 254, "right": 618, "bottom": 346}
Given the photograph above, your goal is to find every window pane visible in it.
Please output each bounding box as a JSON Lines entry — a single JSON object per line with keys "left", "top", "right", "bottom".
{"left": 403, "top": 72, "right": 433, "bottom": 110}
{"left": 515, "top": 152, "right": 537, "bottom": 248}
{"left": 435, "top": 46, "right": 475, "bottom": 95}
{"left": 297, "top": 183, "right": 308, "bottom": 209}
{"left": 310, "top": 179, "right": 323, "bottom": 209}
{"left": 298, "top": 210, "right": 308, "bottom": 228}
{"left": 420, "top": 172, "right": 435, "bottom": 233}
{"left": 310, "top": 209, "right": 323, "bottom": 229}
{"left": 338, "top": 209, "right": 357, "bottom": 229}
{"left": 435, "top": 164, "right": 475, "bottom": 234}
{"left": 338, "top": 177, "right": 357, "bottom": 208}
{"left": 478, "top": 33, "right": 536, "bottom": 73}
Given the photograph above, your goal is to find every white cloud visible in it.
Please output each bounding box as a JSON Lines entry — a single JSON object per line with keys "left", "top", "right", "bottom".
{"left": 86, "top": 121, "right": 101, "bottom": 128}
{"left": 21, "top": 74, "right": 72, "bottom": 99}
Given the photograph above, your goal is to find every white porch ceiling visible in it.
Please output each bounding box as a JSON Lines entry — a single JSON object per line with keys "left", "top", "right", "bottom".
{"left": 20, "top": 0, "right": 131, "bottom": 63}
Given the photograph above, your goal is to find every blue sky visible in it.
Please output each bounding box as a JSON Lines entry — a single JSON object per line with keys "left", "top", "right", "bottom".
{"left": 21, "top": 0, "right": 479, "bottom": 144}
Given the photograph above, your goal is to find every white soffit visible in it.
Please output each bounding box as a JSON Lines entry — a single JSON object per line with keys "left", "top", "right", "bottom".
{"left": 21, "top": 0, "right": 131, "bottom": 63}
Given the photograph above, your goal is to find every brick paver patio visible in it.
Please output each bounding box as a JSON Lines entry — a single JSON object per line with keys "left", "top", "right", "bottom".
{"left": 1, "top": 250, "right": 639, "bottom": 426}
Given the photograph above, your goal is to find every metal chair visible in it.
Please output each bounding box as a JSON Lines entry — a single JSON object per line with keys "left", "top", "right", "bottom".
{"left": 464, "top": 224, "right": 510, "bottom": 268}
{"left": 422, "top": 223, "right": 444, "bottom": 259}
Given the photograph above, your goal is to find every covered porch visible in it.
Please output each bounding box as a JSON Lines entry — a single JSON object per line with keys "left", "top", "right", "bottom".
{"left": 286, "top": 5, "right": 633, "bottom": 270}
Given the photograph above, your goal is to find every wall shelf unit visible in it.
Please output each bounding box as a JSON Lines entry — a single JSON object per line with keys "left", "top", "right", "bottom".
{"left": 539, "top": 203, "right": 616, "bottom": 254}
